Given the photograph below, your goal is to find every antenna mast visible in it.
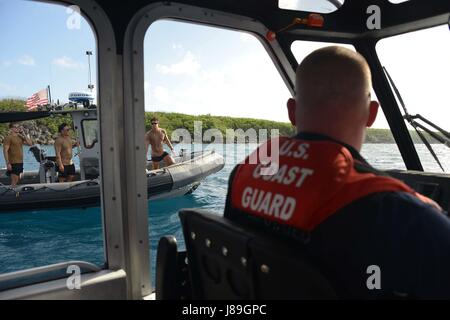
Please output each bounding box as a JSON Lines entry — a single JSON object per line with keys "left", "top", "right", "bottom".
{"left": 86, "top": 51, "right": 94, "bottom": 92}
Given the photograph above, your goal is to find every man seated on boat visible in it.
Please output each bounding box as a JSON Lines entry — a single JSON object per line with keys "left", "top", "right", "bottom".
{"left": 225, "top": 46, "right": 450, "bottom": 299}
{"left": 2, "top": 122, "right": 33, "bottom": 187}
{"left": 145, "top": 117, "right": 175, "bottom": 170}
{"left": 54, "top": 123, "right": 79, "bottom": 182}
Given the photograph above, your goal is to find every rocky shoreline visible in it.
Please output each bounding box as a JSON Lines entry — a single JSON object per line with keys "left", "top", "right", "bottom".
{"left": 0, "top": 121, "right": 56, "bottom": 145}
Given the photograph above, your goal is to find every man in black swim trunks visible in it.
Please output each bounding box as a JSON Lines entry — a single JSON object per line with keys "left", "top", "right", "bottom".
{"left": 54, "top": 123, "right": 79, "bottom": 182}
{"left": 145, "top": 117, "right": 175, "bottom": 170}
{"left": 2, "top": 122, "right": 33, "bottom": 187}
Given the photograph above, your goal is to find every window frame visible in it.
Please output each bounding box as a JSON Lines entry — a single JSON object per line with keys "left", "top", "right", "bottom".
{"left": 0, "top": 0, "right": 130, "bottom": 299}
{"left": 124, "top": 1, "right": 299, "bottom": 296}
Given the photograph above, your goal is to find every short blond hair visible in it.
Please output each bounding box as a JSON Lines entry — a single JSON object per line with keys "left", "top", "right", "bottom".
{"left": 296, "top": 46, "right": 371, "bottom": 111}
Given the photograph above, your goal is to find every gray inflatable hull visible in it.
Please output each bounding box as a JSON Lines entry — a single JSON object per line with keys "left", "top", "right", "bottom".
{"left": 0, "top": 150, "right": 224, "bottom": 212}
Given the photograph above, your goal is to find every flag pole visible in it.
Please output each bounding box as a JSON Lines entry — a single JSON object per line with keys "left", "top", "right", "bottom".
{"left": 47, "top": 85, "right": 52, "bottom": 107}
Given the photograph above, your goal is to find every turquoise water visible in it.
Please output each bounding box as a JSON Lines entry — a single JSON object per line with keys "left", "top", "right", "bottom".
{"left": 0, "top": 142, "right": 449, "bottom": 286}
{"left": 0, "top": 143, "right": 254, "bottom": 284}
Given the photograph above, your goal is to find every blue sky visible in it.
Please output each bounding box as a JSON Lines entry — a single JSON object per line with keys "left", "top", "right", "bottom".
{"left": 0, "top": 0, "right": 96, "bottom": 104}
{"left": 144, "top": 21, "right": 291, "bottom": 121}
{"left": 0, "top": 0, "right": 448, "bottom": 129}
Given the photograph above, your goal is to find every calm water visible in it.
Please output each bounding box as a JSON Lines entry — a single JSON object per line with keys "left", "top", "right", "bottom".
{"left": 1, "top": 143, "right": 449, "bottom": 286}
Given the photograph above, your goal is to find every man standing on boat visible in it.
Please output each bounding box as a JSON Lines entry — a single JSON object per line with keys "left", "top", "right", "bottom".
{"left": 145, "top": 116, "right": 175, "bottom": 170}
{"left": 2, "top": 123, "right": 33, "bottom": 187}
{"left": 54, "top": 123, "right": 79, "bottom": 182}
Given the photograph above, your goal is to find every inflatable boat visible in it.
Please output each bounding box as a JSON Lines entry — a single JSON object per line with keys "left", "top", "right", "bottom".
{"left": 0, "top": 108, "right": 225, "bottom": 212}
{"left": 0, "top": 149, "right": 224, "bottom": 212}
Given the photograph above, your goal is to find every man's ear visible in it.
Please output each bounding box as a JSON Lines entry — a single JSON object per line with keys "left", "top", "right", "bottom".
{"left": 366, "top": 101, "right": 379, "bottom": 127}
{"left": 287, "top": 98, "right": 296, "bottom": 126}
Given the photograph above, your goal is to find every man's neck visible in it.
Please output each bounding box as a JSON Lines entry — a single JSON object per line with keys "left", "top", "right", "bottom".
{"left": 295, "top": 131, "right": 363, "bottom": 156}
{"left": 296, "top": 127, "right": 362, "bottom": 152}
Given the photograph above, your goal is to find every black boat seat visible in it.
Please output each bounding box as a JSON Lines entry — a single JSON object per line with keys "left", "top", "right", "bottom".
{"left": 156, "top": 208, "right": 337, "bottom": 300}
{"left": 29, "top": 145, "right": 56, "bottom": 163}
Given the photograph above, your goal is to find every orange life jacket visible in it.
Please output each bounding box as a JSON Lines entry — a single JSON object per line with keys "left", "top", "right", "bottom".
{"left": 231, "top": 137, "right": 439, "bottom": 231}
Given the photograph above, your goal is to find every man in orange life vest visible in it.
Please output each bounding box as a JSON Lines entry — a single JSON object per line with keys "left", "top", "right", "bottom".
{"left": 225, "top": 46, "right": 450, "bottom": 299}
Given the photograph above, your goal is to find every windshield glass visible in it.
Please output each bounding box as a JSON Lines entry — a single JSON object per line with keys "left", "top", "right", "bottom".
{"left": 279, "top": 0, "right": 344, "bottom": 13}
{"left": 82, "top": 119, "right": 98, "bottom": 149}
{"left": 376, "top": 25, "right": 450, "bottom": 172}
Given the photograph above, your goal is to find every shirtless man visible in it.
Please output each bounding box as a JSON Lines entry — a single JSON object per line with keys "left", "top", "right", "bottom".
{"left": 145, "top": 117, "right": 175, "bottom": 170}
{"left": 54, "top": 123, "right": 79, "bottom": 182}
{"left": 2, "top": 123, "right": 33, "bottom": 187}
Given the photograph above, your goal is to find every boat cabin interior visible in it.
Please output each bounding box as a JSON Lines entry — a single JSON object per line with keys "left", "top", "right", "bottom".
{"left": 0, "top": 0, "right": 449, "bottom": 300}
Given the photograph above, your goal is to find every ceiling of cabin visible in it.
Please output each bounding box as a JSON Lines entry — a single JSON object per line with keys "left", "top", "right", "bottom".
{"left": 92, "top": 0, "right": 449, "bottom": 49}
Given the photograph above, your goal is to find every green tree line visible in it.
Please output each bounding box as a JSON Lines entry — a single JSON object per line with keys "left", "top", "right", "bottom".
{"left": 0, "top": 99, "right": 445, "bottom": 144}
{"left": 145, "top": 112, "right": 443, "bottom": 144}
{"left": 0, "top": 99, "right": 71, "bottom": 139}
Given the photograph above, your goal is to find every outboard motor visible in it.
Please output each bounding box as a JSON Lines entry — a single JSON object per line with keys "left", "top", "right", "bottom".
{"left": 29, "top": 145, "right": 57, "bottom": 183}
{"left": 29, "top": 145, "right": 45, "bottom": 163}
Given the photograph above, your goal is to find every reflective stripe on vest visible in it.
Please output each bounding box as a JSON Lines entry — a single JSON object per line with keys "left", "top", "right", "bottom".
{"left": 231, "top": 137, "right": 439, "bottom": 231}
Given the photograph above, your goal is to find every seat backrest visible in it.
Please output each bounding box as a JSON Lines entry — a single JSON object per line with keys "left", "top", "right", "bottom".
{"left": 179, "top": 208, "right": 337, "bottom": 300}
{"left": 81, "top": 157, "right": 99, "bottom": 179}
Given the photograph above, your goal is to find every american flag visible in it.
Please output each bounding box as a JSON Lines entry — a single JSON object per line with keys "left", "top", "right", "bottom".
{"left": 26, "top": 88, "right": 49, "bottom": 111}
